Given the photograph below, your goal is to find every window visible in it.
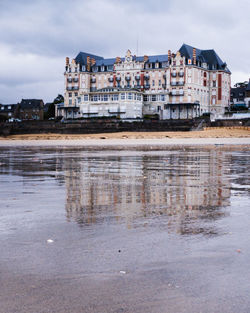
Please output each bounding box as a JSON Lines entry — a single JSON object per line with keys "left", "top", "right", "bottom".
{"left": 78, "top": 97, "right": 81, "bottom": 103}
{"left": 1, "top": 106, "right": 4, "bottom": 110}
{"left": 152, "top": 95, "right": 156, "bottom": 101}
{"left": 213, "top": 81, "right": 216, "bottom": 87}
{"left": 74, "top": 92, "right": 78, "bottom": 96}
{"left": 94, "top": 95, "right": 98, "bottom": 101}
{"left": 137, "top": 94, "right": 141, "bottom": 100}
{"left": 84, "top": 95, "right": 88, "bottom": 101}
{"left": 121, "top": 93, "right": 125, "bottom": 100}
{"left": 82, "top": 65, "right": 86, "bottom": 71}
{"left": 113, "top": 94, "right": 119, "bottom": 101}
{"left": 155, "top": 63, "right": 159, "bottom": 68}
{"left": 104, "top": 95, "right": 108, "bottom": 101}
{"left": 143, "top": 95, "right": 148, "bottom": 102}
{"left": 128, "top": 93, "right": 132, "bottom": 100}
{"left": 69, "top": 92, "right": 72, "bottom": 97}
{"left": 161, "top": 95, "right": 165, "bottom": 101}
{"left": 159, "top": 79, "right": 161, "bottom": 86}
{"left": 152, "top": 80, "right": 155, "bottom": 86}
{"left": 101, "top": 66, "right": 105, "bottom": 72}
{"left": 107, "top": 65, "right": 113, "bottom": 71}
{"left": 69, "top": 99, "right": 72, "bottom": 105}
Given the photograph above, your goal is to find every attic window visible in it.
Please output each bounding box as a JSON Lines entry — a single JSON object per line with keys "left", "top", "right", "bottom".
{"left": 101, "top": 66, "right": 105, "bottom": 71}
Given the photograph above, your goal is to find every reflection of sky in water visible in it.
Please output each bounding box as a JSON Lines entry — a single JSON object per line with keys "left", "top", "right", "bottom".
{"left": 0, "top": 147, "right": 249, "bottom": 238}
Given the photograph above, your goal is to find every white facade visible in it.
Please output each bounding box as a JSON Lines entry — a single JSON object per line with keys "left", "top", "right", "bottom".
{"left": 61, "top": 45, "right": 231, "bottom": 120}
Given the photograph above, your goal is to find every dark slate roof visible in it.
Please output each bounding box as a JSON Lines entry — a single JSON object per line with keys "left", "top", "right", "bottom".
{"left": 75, "top": 52, "right": 104, "bottom": 65}
{"left": 230, "top": 87, "right": 245, "bottom": 99}
{"left": 96, "top": 58, "right": 117, "bottom": 66}
{"left": 75, "top": 51, "right": 169, "bottom": 67}
{"left": 246, "top": 79, "right": 250, "bottom": 91}
{"left": 20, "top": 99, "right": 44, "bottom": 109}
{"left": 179, "top": 43, "right": 230, "bottom": 72}
{"left": 75, "top": 44, "right": 228, "bottom": 72}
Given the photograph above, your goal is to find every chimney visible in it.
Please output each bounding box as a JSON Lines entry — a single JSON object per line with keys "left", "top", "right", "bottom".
{"left": 144, "top": 55, "right": 148, "bottom": 62}
{"left": 91, "top": 58, "right": 96, "bottom": 66}
{"left": 72, "top": 58, "right": 76, "bottom": 65}
{"left": 115, "top": 57, "right": 121, "bottom": 63}
{"left": 66, "top": 57, "right": 69, "bottom": 65}
{"left": 193, "top": 48, "right": 196, "bottom": 65}
{"left": 87, "top": 56, "right": 91, "bottom": 71}
{"left": 168, "top": 50, "right": 171, "bottom": 60}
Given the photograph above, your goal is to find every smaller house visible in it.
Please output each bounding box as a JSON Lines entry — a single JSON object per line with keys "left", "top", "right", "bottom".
{"left": 16, "top": 99, "right": 44, "bottom": 120}
{"left": 230, "top": 79, "right": 250, "bottom": 110}
{"left": 0, "top": 104, "right": 17, "bottom": 120}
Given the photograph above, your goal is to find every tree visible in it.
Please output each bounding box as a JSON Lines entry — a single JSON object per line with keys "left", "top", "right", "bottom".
{"left": 234, "top": 81, "right": 248, "bottom": 88}
{"left": 53, "top": 94, "right": 64, "bottom": 104}
{"left": 45, "top": 94, "right": 64, "bottom": 119}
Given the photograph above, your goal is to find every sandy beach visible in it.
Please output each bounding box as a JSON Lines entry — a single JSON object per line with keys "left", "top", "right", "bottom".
{"left": 0, "top": 127, "right": 250, "bottom": 147}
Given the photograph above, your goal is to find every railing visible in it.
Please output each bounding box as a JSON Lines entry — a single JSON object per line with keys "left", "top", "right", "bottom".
{"left": 179, "top": 72, "right": 184, "bottom": 77}
{"left": 171, "top": 82, "right": 177, "bottom": 86}
{"left": 169, "top": 91, "right": 184, "bottom": 96}
{"left": 171, "top": 72, "right": 177, "bottom": 77}
{"left": 73, "top": 78, "right": 78, "bottom": 82}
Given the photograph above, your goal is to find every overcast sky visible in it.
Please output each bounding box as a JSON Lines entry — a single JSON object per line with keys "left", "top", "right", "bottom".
{"left": 0, "top": 0, "right": 249, "bottom": 104}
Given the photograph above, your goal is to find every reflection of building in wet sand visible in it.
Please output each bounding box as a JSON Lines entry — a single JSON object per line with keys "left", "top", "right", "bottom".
{"left": 64, "top": 150, "right": 231, "bottom": 233}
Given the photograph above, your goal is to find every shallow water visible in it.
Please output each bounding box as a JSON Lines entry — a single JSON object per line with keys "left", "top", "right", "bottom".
{"left": 0, "top": 146, "right": 250, "bottom": 313}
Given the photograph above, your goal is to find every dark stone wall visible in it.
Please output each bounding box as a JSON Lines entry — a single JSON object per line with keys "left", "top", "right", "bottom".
{"left": 0, "top": 117, "right": 249, "bottom": 136}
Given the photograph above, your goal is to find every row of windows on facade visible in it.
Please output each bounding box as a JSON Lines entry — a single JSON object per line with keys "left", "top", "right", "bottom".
{"left": 68, "top": 94, "right": 167, "bottom": 104}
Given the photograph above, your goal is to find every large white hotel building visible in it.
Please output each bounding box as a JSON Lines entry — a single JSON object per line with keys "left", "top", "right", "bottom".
{"left": 59, "top": 44, "right": 231, "bottom": 120}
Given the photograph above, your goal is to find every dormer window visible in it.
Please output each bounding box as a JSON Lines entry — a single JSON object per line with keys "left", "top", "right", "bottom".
{"left": 155, "top": 63, "right": 159, "bottom": 68}
{"left": 92, "top": 66, "right": 98, "bottom": 72}
{"left": 101, "top": 66, "right": 105, "bottom": 72}
{"left": 82, "top": 65, "right": 86, "bottom": 71}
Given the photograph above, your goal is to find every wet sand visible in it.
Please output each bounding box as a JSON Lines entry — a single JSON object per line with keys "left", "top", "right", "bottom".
{"left": 1, "top": 144, "right": 250, "bottom": 313}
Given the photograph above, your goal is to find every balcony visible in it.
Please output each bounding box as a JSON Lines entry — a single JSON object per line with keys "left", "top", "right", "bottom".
{"left": 171, "top": 72, "right": 177, "bottom": 77}
{"left": 176, "top": 81, "right": 184, "bottom": 86}
{"left": 169, "top": 91, "right": 184, "bottom": 96}
{"left": 179, "top": 72, "right": 184, "bottom": 77}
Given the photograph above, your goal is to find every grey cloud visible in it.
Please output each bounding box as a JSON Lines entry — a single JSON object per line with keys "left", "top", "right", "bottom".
{"left": 0, "top": 0, "right": 249, "bottom": 103}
